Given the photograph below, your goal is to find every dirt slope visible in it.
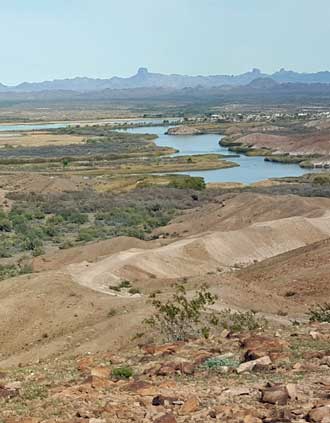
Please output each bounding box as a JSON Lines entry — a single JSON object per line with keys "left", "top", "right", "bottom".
{"left": 33, "top": 236, "right": 163, "bottom": 272}
{"left": 234, "top": 131, "right": 330, "bottom": 155}
{"left": 237, "top": 237, "right": 330, "bottom": 306}
{"left": 68, "top": 213, "right": 330, "bottom": 291}
{"left": 154, "top": 192, "right": 330, "bottom": 237}
{"left": 0, "top": 270, "right": 148, "bottom": 367}
{"left": 1, "top": 192, "right": 330, "bottom": 367}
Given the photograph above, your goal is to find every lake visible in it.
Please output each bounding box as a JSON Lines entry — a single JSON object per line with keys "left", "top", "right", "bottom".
{"left": 0, "top": 122, "right": 318, "bottom": 184}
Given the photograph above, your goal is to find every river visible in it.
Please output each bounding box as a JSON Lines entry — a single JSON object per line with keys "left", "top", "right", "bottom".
{"left": 122, "top": 125, "right": 317, "bottom": 184}
{"left": 0, "top": 122, "right": 317, "bottom": 184}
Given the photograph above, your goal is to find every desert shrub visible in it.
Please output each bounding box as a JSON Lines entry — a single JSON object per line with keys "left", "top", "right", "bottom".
{"left": 33, "top": 209, "right": 46, "bottom": 220}
{"left": 168, "top": 176, "right": 206, "bottom": 191}
{"left": 201, "top": 356, "right": 240, "bottom": 370}
{"left": 95, "top": 205, "right": 173, "bottom": 234}
{"left": 0, "top": 217, "right": 12, "bottom": 232}
{"left": 119, "top": 280, "right": 131, "bottom": 289}
{"left": 42, "top": 224, "right": 57, "bottom": 237}
{"left": 20, "top": 229, "right": 44, "bottom": 251}
{"left": 218, "top": 309, "right": 267, "bottom": 332}
{"left": 145, "top": 283, "right": 218, "bottom": 342}
{"left": 107, "top": 308, "right": 117, "bottom": 317}
{"left": 313, "top": 175, "right": 330, "bottom": 185}
{"left": 59, "top": 210, "right": 89, "bottom": 224}
{"left": 59, "top": 240, "right": 74, "bottom": 249}
{"left": 128, "top": 287, "right": 141, "bottom": 295}
{"left": 47, "top": 215, "right": 64, "bottom": 225}
{"left": 112, "top": 366, "right": 133, "bottom": 379}
{"left": 109, "top": 285, "right": 121, "bottom": 292}
{"left": 32, "top": 246, "right": 45, "bottom": 257}
{"left": 308, "top": 303, "right": 330, "bottom": 323}
{"left": 0, "top": 263, "right": 32, "bottom": 281}
{"left": 78, "top": 227, "right": 103, "bottom": 242}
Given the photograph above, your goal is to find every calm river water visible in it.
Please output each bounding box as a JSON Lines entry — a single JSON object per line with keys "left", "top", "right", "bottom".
{"left": 0, "top": 122, "right": 317, "bottom": 184}
{"left": 122, "top": 125, "right": 317, "bottom": 184}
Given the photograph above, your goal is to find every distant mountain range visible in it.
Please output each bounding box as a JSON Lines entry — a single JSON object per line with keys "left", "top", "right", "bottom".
{"left": 2, "top": 68, "right": 330, "bottom": 93}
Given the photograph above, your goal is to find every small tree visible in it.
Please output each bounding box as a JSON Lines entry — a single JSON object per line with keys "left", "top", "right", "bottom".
{"left": 62, "top": 158, "right": 70, "bottom": 169}
{"left": 145, "top": 283, "right": 218, "bottom": 342}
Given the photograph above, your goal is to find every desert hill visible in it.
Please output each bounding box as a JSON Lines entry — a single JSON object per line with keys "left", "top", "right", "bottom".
{"left": 0, "top": 192, "right": 328, "bottom": 369}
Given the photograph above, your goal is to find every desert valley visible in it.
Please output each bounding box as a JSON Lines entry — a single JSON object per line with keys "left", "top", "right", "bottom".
{"left": 0, "top": 97, "right": 328, "bottom": 422}
{"left": 1, "top": 1, "right": 330, "bottom": 421}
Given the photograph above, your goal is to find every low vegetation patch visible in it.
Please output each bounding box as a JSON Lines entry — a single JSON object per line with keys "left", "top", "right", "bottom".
{"left": 112, "top": 366, "right": 133, "bottom": 380}
{"left": 308, "top": 303, "right": 330, "bottom": 323}
{"left": 218, "top": 309, "right": 267, "bottom": 332}
{"left": 145, "top": 283, "right": 218, "bottom": 342}
{"left": 201, "top": 356, "right": 240, "bottom": 370}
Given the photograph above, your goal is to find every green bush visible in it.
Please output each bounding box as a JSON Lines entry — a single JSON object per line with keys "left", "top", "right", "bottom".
{"left": 201, "top": 356, "right": 240, "bottom": 370}
{"left": 128, "top": 287, "right": 141, "bottom": 295}
{"left": 313, "top": 175, "right": 330, "bottom": 185}
{"left": 168, "top": 176, "right": 206, "bottom": 191}
{"left": 60, "top": 211, "right": 89, "bottom": 224}
{"left": 32, "top": 246, "right": 45, "bottom": 257}
{"left": 145, "top": 283, "right": 218, "bottom": 342}
{"left": 0, "top": 217, "right": 12, "bottom": 232}
{"left": 119, "top": 280, "right": 131, "bottom": 289}
{"left": 218, "top": 309, "right": 267, "bottom": 332}
{"left": 78, "top": 227, "right": 102, "bottom": 242}
{"left": 308, "top": 303, "right": 330, "bottom": 323}
{"left": 0, "top": 263, "right": 32, "bottom": 281}
{"left": 112, "top": 366, "right": 133, "bottom": 379}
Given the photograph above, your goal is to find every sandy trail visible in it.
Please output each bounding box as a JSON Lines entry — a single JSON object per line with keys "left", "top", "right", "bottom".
{"left": 68, "top": 213, "right": 330, "bottom": 294}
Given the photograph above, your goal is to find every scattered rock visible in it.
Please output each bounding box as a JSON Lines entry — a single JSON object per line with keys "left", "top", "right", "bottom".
{"left": 153, "top": 413, "right": 177, "bottom": 423}
{"left": 83, "top": 375, "right": 112, "bottom": 389}
{"left": 320, "top": 356, "right": 330, "bottom": 367}
{"left": 141, "top": 342, "right": 184, "bottom": 356}
{"left": 0, "top": 383, "right": 20, "bottom": 399}
{"left": 242, "top": 335, "right": 289, "bottom": 362}
{"left": 208, "top": 410, "right": 217, "bottom": 418}
{"left": 310, "top": 331, "right": 323, "bottom": 340}
{"left": 307, "top": 405, "right": 330, "bottom": 422}
{"left": 260, "top": 384, "right": 290, "bottom": 405}
{"left": 237, "top": 356, "right": 272, "bottom": 373}
{"left": 90, "top": 367, "right": 111, "bottom": 379}
{"left": 126, "top": 380, "right": 158, "bottom": 396}
{"left": 286, "top": 383, "right": 299, "bottom": 400}
{"left": 179, "top": 395, "right": 199, "bottom": 414}
{"left": 4, "top": 419, "right": 40, "bottom": 423}
{"left": 243, "top": 416, "right": 262, "bottom": 423}
{"left": 151, "top": 394, "right": 182, "bottom": 406}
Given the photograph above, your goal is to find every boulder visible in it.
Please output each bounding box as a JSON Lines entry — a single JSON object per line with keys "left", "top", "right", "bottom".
{"left": 141, "top": 342, "right": 184, "bottom": 356}
{"left": 154, "top": 414, "right": 177, "bottom": 423}
{"left": 260, "top": 384, "right": 290, "bottom": 405}
{"left": 90, "top": 367, "right": 110, "bottom": 379}
{"left": 126, "top": 381, "right": 158, "bottom": 396}
{"left": 237, "top": 356, "right": 271, "bottom": 374}
{"left": 307, "top": 405, "right": 330, "bottom": 422}
{"left": 83, "top": 375, "right": 112, "bottom": 389}
{"left": 179, "top": 395, "right": 199, "bottom": 414}
{"left": 241, "top": 335, "right": 289, "bottom": 362}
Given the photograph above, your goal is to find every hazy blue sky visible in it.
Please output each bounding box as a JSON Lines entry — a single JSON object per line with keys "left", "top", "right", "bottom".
{"left": 2, "top": 0, "right": 330, "bottom": 84}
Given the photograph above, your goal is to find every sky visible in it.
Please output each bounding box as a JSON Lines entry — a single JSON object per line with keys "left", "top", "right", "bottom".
{"left": 1, "top": 0, "right": 330, "bottom": 85}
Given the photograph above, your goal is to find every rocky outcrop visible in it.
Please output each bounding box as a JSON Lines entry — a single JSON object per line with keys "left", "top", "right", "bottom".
{"left": 165, "top": 126, "right": 203, "bottom": 135}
